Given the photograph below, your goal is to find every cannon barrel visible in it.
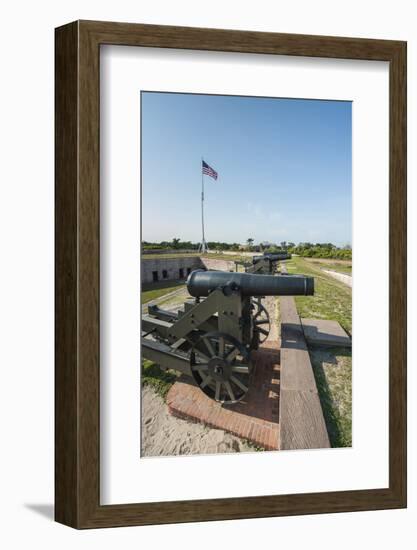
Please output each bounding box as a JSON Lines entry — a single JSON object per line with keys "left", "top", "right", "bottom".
{"left": 252, "top": 252, "right": 291, "bottom": 264}
{"left": 187, "top": 270, "right": 314, "bottom": 297}
{"left": 269, "top": 252, "right": 291, "bottom": 260}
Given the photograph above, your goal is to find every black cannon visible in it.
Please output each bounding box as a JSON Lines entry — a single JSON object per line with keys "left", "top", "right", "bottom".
{"left": 142, "top": 269, "right": 313, "bottom": 405}
{"left": 252, "top": 252, "right": 292, "bottom": 263}
{"left": 246, "top": 251, "right": 292, "bottom": 274}
{"left": 187, "top": 270, "right": 313, "bottom": 297}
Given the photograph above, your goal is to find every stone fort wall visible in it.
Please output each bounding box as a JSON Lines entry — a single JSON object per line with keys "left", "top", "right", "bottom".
{"left": 141, "top": 256, "right": 235, "bottom": 284}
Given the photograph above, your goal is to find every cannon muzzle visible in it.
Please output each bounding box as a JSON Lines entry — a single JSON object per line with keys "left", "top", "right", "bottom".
{"left": 187, "top": 270, "right": 314, "bottom": 297}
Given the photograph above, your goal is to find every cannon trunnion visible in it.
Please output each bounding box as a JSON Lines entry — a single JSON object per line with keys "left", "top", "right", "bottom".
{"left": 142, "top": 270, "right": 313, "bottom": 405}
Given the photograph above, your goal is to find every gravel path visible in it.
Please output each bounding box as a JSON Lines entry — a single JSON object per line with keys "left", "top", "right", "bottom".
{"left": 322, "top": 269, "right": 352, "bottom": 288}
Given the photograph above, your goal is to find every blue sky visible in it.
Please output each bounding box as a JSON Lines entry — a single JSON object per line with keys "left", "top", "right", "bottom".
{"left": 141, "top": 92, "right": 351, "bottom": 246}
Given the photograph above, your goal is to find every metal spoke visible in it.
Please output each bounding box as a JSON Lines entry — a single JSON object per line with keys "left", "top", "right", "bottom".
{"left": 202, "top": 336, "right": 215, "bottom": 357}
{"left": 191, "top": 331, "right": 251, "bottom": 404}
{"left": 230, "top": 375, "right": 248, "bottom": 393}
{"left": 191, "top": 363, "right": 209, "bottom": 371}
{"left": 224, "top": 381, "right": 236, "bottom": 402}
{"left": 215, "top": 381, "right": 221, "bottom": 402}
{"left": 195, "top": 349, "right": 210, "bottom": 362}
{"left": 226, "top": 347, "right": 240, "bottom": 362}
{"left": 253, "top": 302, "right": 270, "bottom": 344}
{"left": 231, "top": 365, "right": 250, "bottom": 374}
{"left": 200, "top": 375, "right": 213, "bottom": 389}
{"left": 219, "top": 336, "right": 225, "bottom": 357}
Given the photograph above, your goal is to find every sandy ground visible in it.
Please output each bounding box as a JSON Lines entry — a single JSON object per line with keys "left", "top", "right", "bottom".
{"left": 141, "top": 386, "right": 255, "bottom": 457}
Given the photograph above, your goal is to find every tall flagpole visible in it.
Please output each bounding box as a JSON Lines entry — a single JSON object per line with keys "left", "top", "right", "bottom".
{"left": 200, "top": 157, "right": 208, "bottom": 253}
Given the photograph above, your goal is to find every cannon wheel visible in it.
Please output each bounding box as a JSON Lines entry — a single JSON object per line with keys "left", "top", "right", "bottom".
{"left": 253, "top": 301, "right": 270, "bottom": 344}
{"left": 190, "top": 332, "right": 251, "bottom": 404}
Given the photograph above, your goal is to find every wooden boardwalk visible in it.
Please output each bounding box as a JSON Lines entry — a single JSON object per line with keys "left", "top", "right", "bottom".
{"left": 279, "top": 264, "right": 330, "bottom": 450}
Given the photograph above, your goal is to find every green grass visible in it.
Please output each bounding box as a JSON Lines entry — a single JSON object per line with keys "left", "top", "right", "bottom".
{"left": 243, "top": 440, "right": 266, "bottom": 452}
{"left": 141, "top": 281, "right": 185, "bottom": 304}
{"left": 142, "top": 252, "right": 200, "bottom": 259}
{"left": 304, "top": 258, "right": 352, "bottom": 274}
{"left": 142, "top": 252, "right": 248, "bottom": 262}
{"left": 284, "top": 257, "right": 352, "bottom": 447}
{"left": 141, "top": 359, "right": 178, "bottom": 399}
{"left": 309, "top": 348, "right": 352, "bottom": 447}
{"left": 285, "top": 257, "right": 352, "bottom": 334}
{"left": 201, "top": 253, "right": 249, "bottom": 262}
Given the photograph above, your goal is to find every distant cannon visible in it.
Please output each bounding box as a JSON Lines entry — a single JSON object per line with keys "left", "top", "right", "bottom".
{"left": 246, "top": 251, "right": 292, "bottom": 274}
{"left": 142, "top": 269, "right": 314, "bottom": 405}
{"left": 252, "top": 252, "right": 292, "bottom": 263}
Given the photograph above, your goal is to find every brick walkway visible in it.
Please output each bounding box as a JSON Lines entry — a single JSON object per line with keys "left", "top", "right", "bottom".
{"left": 166, "top": 340, "right": 281, "bottom": 450}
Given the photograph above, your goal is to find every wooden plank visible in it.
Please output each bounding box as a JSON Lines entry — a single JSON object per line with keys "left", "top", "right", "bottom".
{"left": 279, "top": 294, "right": 330, "bottom": 450}
{"left": 280, "top": 389, "right": 331, "bottom": 450}
{"left": 55, "top": 21, "right": 79, "bottom": 528}
{"left": 280, "top": 347, "right": 317, "bottom": 392}
{"left": 301, "top": 318, "right": 351, "bottom": 347}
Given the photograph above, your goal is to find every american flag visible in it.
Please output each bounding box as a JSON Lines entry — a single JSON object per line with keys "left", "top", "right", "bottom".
{"left": 202, "top": 160, "right": 218, "bottom": 180}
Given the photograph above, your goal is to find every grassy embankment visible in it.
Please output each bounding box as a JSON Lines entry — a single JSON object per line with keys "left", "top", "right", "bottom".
{"left": 284, "top": 256, "right": 352, "bottom": 447}
{"left": 141, "top": 280, "right": 185, "bottom": 304}
{"left": 303, "top": 257, "right": 352, "bottom": 275}
{"left": 142, "top": 252, "right": 249, "bottom": 261}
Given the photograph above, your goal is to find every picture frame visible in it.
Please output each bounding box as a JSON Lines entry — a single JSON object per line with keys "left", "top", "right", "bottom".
{"left": 55, "top": 20, "right": 406, "bottom": 528}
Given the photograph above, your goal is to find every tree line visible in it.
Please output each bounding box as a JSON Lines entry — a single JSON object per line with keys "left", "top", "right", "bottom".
{"left": 265, "top": 242, "right": 352, "bottom": 260}
{"left": 142, "top": 239, "right": 241, "bottom": 251}
{"left": 142, "top": 239, "right": 352, "bottom": 260}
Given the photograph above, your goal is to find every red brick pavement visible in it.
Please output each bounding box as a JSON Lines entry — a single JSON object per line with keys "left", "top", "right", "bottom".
{"left": 166, "top": 340, "right": 281, "bottom": 450}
